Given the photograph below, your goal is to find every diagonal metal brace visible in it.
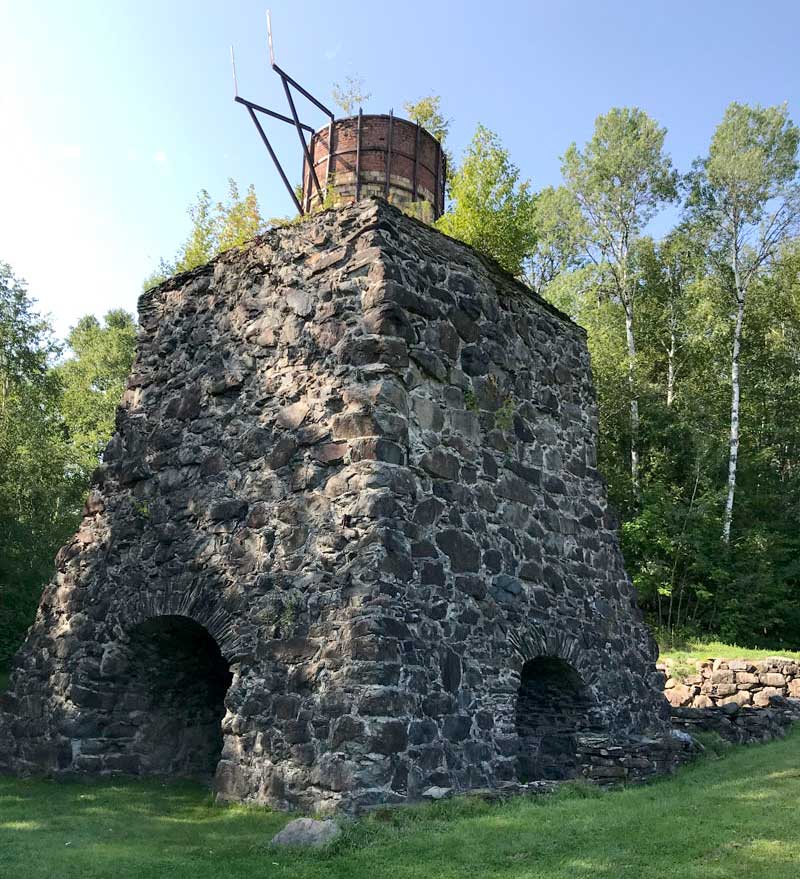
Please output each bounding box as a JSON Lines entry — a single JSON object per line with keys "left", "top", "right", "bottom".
{"left": 244, "top": 105, "right": 303, "bottom": 215}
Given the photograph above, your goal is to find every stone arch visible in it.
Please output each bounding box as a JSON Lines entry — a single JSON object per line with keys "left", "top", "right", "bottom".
{"left": 508, "top": 627, "right": 594, "bottom": 683}
{"left": 508, "top": 626, "right": 604, "bottom": 782}
{"left": 113, "top": 614, "right": 233, "bottom": 780}
{"left": 116, "top": 580, "right": 250, "bottom": 661}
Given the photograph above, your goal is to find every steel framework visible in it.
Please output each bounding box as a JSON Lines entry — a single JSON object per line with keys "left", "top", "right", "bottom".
{"left": 231, "top": 11, "right": 334, "bottom": 215}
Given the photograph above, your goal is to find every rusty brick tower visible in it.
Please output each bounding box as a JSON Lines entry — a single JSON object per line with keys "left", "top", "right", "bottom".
{"left": 230, "top": 15, "right": 446, "bottom": 221}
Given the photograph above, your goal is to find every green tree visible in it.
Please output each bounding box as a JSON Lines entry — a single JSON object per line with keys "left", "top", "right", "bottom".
{"left": 436, "top": 124, "right": 536, "bottom": 275}
{"left": 215, "top": 180, "right": 264, "bottom": 252}
{"left": 178, "top": 188, "right": 216, "bottom": 270}
{"left": 0, "top": 263, "right": 84, "bottom": 664}
{"left": 562, "top": 107, "right": 678, "bottom": 497}
{"left": 57, "top": 310, "right": 137, "bottom": 477}
{"left": 403, "top": 94, "right": 453, "bottom": 175}
{"left": 331, "top": 74, "right": 371, "bottom": 115}
{"left": 525, "top": 185, "right": 584, "bottom": 294}
{"left": 635, "top": 228, "right": 704, "bottom": 408}
{"left": 403, "top": 95, "right": 450, "bottom": 143}
{"left": 687, "top": 102, "right": 800, "bottom": 542}
{"left": 143, "top": 179, "right": 266, "bottom": 288}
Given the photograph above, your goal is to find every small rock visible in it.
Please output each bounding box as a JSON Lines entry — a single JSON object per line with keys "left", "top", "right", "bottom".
{"left": 670, "top": 729, "right": 694, "bottom": 745}
{"left": 421, "top": 785, "right": 452, "bottom": 800}
{"left": 270, "top": 817, "right": 340, "bottom": 848}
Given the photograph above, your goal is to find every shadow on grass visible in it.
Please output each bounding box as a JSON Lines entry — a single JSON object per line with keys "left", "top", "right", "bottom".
{"left": 0, "top": 775, "right": 288, "bottom": 879}
{"left": 2, "top": 731, "right": 800, "bottom": 879}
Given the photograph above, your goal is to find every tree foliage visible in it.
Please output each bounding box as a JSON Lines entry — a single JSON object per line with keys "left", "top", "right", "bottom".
{"left": 562, "top": 108, "right": 678, "bottom": 495}
{"left": 0, "top": 265, "right": 81, "bottom": 663}
{"left": 437, "top": 124, "right": 536, "bottom": 275}
{"left": 144, "top": 179, "right": 266, "bottom": 288}
{"left": 687, "top": 102, "right": 800, "bottom": 541}
{"left": 0, "top": 261, "right": 137, "bottom": 663}
{"left": 535, "top": 103, "right": 800, "bottom": 647}
{"left": 331, "top": 74, "right": 371, "bottom": 115}
{"left": 403, "top": 95, "right": 450, "bottom": 143}
{"left": 57, "top": 310, "right": 137, "bottom": 476}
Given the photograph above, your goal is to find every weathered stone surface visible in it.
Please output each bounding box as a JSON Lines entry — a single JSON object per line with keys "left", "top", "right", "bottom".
{"left": 270, "top": 818, "right": 341, "bottom": 848}
{"left": 660, "top": 656, "right": 800, "bottom": 710}
{"left": 0, "top": 200, "right": 670, "bottom": 813}
{"left": 671, "top": 696, "right": 800, "bottom": 745}
{"left": 664, "top": 684, "right": 693, "bottom": 708}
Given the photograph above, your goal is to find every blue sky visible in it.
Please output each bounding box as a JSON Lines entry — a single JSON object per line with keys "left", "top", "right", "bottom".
{"left": 1, "top": 0, "right": 798, "bottom": 337}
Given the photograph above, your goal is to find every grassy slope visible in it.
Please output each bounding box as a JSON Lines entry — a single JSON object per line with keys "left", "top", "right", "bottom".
{"left": 2, "top": 732, "right": 800, "bottom": 879}
{"left": 659, "top": 640, "right": 800, "bottom": 664}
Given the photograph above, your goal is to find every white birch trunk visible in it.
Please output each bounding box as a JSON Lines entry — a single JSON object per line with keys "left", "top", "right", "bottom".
{"left": 722, "top": 294, "right": 745, "bottom": 543}
{"left": 666, "top": 326, "right": 676, "bottom": 408}
{"left": 624, "top": 300, "right": 640, "bottom": 496}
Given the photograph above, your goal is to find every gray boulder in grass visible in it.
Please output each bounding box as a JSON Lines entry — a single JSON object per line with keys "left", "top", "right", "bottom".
{"left": 270, "top": 817, "right": 341, "bottom": 848}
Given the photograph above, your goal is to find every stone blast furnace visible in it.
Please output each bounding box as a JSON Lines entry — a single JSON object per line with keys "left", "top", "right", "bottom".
{"left": 0, "top": 200, "right": 677, "bottom": 813}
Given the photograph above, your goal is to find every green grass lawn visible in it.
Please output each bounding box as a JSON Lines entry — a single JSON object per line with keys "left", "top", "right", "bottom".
{"left": 659, "top": 639, "right": 800, "bottom": 664}
{"left": 3, "top": 731, "right": 800, "bottom": 879}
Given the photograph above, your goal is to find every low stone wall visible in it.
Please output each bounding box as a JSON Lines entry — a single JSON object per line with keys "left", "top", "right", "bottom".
{"left": 577, "top": 732, "right": 696, "bottom": 784}
{"left": 576, "top": 693, "right": 800, "bottom": 786}
{"left": 671, "top": 696, "right": 800, "bottom": 744}
{"left": 661, "top": 657, "right": 800, "bottom": 709}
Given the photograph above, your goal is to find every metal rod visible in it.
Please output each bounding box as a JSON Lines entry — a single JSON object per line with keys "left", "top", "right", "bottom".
{"left": 230, "top": 46, "right": 239, "bottom": 97}
{"left": 266, "top": 9, "right": 275, "bottom": 67}
{"left": 355, "top": 109, "right": 363, "bottom": 200}
{"left": 280, "top": 74, "right": 324, "bottom": 202}
{"left": 246, "top": 105, "right": 304, "bottom": 215}
{"left": 440, "top": 149, "right": 446, "bottom": 216}
{"left": 412, "top": 123, "right": 420, "bottom": 201}
{"left": 273, "top": 64, "right": 334, "bottom": 120}
{"left": 234, "top": 96, "right": 314, "bottom": 133}
{"left": 324, "top": 120, "right": 334, "bottom": 205}
{"left": 384, "top": 110, "right": 393, "bottom": 199}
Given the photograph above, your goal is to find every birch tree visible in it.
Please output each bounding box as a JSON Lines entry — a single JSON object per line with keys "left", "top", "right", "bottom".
{"left": 687, "top": 103, "right": 800, "bottom": 543}
{"left": 562, "top": 108, "right": 677, "bottom": 497}
{"left": 636, "top": 230, "right": 701, "bottom": 408}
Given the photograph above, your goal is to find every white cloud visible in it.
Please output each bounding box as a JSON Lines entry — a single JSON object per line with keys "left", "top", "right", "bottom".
{"left": 153, "top": 150, "right": 167, "bottom": 163}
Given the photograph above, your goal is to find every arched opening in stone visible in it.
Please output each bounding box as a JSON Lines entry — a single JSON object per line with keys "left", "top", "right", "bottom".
{"left": 125, "top": 615, "right": 232, "bottom": 780}
{"left": 515, "top": 656, "right": 594, "bottom": 782}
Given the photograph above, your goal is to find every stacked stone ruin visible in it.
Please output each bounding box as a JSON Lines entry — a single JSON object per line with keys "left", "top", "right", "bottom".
{"left": 0, "top": 199, "right": 677, "bottom": 812}
{"left": 663, "top": 657, "right": 800, "bottom": 709}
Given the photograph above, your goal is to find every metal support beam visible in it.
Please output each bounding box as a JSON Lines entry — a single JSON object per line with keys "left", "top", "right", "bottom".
{"left": 234, "top": 96, "right": 314, "bottom": 133}
{"left": 384, "top": 110, "right": 393, "bottom": 199}
{"left": 355, "top": 109, "right": 363, "bottom": 200}
{"left": 280, "top": 74, "right": 324, "bottom": 203}
{"left": 324, "top": 120, "right": 334, "bottom": 206}
{"left": 412, "top": 123, "right": 421, "bottom": 201}
{"left": 245, "top": 105, "right": 304, "bottom": 215}
{"left": 272, "top": 64, "right": 334, "bottom": 120}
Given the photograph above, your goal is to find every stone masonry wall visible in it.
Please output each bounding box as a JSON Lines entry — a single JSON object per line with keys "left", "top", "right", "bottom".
{"left": 662, "top": 657, "right": 800, "bottom": 709}
{"left": 0, "top": 199, "right": 670, "bottom": 813}
{"left": 671, "top": 697, "right": 800, "bottom": 744}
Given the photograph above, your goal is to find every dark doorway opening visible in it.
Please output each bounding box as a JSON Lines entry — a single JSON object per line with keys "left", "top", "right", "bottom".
{"left": 515, "top": 656, "right": 594, "bottom": 782}
{"left": 126, "top": 615, "right": 232, "bottom": 780}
